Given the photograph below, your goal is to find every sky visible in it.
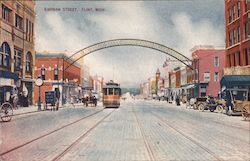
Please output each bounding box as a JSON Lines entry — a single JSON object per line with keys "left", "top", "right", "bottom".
{"left": 35, "top": 0, "right": 225, "bottom": 88}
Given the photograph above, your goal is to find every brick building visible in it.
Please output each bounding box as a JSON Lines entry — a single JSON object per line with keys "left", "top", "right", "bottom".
{"left": 225, "top": 0, "right": 250, "bottom": 67}
{"left": 222, "top": 0, "right": 250, "bottom": 100}
{"left": 0, "top": 0, "right": 35, "bottom": 105}
{"left": 191, "top": 46, "right": 226, "bottom": 97}
{"left": 34, "top": 53, "right": 81, "bottom": 106}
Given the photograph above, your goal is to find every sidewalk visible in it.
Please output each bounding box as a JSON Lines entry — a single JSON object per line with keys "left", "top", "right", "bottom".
{"left": 13, "top": 105, "right": 46, "bottom": 116}
{"left": 13, "top": 102, "right": 103, "bottom": 116}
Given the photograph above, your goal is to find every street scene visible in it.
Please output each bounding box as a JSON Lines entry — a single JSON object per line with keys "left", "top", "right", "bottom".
{"left": 0, "top": 0, "right": 250, "bottom": 161}
{"left": 1, "top": 100, "right": 250, "bottom": 161}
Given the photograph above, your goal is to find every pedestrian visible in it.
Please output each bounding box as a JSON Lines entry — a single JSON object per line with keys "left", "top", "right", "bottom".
{"left": 176, "top": 95, "right": 180, "bottom": 106}
{"left": 55, "top": 89, "right": 60, "bottom": 111}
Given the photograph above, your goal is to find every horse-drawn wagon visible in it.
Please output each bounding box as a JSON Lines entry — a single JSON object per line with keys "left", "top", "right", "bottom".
{"left": 0, "top": 85, "right": 18, "bottom": 122}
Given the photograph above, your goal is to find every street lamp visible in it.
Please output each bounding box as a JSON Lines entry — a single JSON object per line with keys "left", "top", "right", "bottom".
{"left": 35, "top": 76, "right": 44, "bottom": 111}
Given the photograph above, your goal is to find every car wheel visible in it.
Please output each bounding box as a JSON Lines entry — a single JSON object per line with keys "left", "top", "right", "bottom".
{"left": 216, "top": 105, "right": 224, "bottom": 113}
{"left": 198, "top": 104, "right": 205, "bottom": 112}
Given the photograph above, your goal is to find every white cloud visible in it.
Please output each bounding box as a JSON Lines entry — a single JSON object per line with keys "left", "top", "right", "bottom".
{"left": 36, "top": 12, "right": 89, "bottom": 52}
{"left": 35, "top": 2, "right": 225, "bottom": 88}
{"left": 171, "top": 12, "right": 224, "bottom": 58}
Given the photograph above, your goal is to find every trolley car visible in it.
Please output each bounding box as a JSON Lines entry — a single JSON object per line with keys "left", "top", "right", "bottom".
{"left": 103, "top": 81, "right": 121, "bottom": 108}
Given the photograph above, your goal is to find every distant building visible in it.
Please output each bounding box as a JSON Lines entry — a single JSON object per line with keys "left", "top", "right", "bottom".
{"left": 140, "top": 82, "right": 149, "bottom": 99}
{"left": 191, "top": 46, "right": 226, "bottom": 97}
{"left": 148, "top": 77, "right": 156, "bottom": 97}
{"left": 90, "top": 75, "right": 104, "bottom": 100}
{"left": 0, "top": 0, "right": 36, "bottom": 105}
{"left": 34, "top": 52, "right": 81, "bottom": 106}
{"left": 81, "top": 64, "right": 90, "bottom": 88}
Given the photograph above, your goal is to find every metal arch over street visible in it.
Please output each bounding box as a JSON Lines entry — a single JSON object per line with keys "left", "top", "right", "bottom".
{"left": 65, "top": 39, "right": 193, "bottom": 70}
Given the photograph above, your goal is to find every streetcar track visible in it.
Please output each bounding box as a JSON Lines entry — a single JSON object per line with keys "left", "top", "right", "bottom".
{"left": 151, "top": 108, "right": 250, "bottom": 145}
{"left": 153, "top": 103, "right": 250, "bottom": 131}
{"left": 0, "top": 109, "right": 104, "bottom": 156}
{"left": 132, "top": 107, "right": 156, "bottom": 161}
{"left": 51, "top": 108, "right": 117, "bottom": 161}
{"left": 150, "top": 111, "right": 224, "bottom": 161}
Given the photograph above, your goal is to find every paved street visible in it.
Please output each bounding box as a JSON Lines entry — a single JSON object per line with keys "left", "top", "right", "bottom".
{"left": 0, "top": 100, "right": 249, "bottom": 161}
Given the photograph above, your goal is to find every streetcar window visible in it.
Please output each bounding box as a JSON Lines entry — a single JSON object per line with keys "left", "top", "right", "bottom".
{"left": 115, "top": 88, "right": 121, "bottom": 95}
{"left": 108, "top": 88, "right": 114, "bottom": 95}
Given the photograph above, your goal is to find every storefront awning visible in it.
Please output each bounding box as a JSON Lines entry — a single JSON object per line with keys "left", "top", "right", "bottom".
{"left": 221, "top": 75, "right": 250, "bottom": 87}
{"left": 22, "top": 78, "right": 35, "bottom": 82}
{"left": 0, "top": 70, "right": 19, "bottom": 81}
{"left": 182, "top": 84, "right": 195, "bottom": 89}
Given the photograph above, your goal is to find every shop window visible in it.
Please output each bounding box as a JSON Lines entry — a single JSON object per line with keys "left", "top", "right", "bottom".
{"left": 234, "top": 53, "right": 237, "bottom": 66}
{"left": 14, "top": 49, "right": 22, "bottom": 71}
{"left": 15, "top": 14, "right": 23, "bottom": 30}
{"left": 238, "top": 52, "right": 241, "bottom": 66}
{"left": 0, "top": 42, "right": 11, "bottom": 68}
{"left": 26, "top": 52, "right": 32, "bottom": 73}
{"left": 228, "top": 55, "right": 231, "bottom": 67}
{"left": 2, "top": 4, "right": 11, "bottom": 23}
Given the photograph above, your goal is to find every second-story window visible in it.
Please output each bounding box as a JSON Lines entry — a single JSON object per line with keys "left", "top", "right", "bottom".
{"left": 228, "top": 9, "right": 232, "bottom": 23}
{"left": 2, "top": 4, "right": 12, "bottom": 23}
{"left": 41, "top": 66, "right": 46, "bottom": 80}
{"left": 238, "top": 1, "right": 240, "bottom": 17}
{"left": 54, "top": 66, "right": 59, "bottom": 80}
{"left": 0, "top": 42, "right": 11, "bottom": 68}
{"left": 214, "top": 72, "right": 219, "bottom": 82}
{"left": 233, "top": 29, "right": 237, "bottom": 44}
{"left": 15, "top": 14, "right": 23, "bottom": 30}
{"left": 245, "top": 48, "right": 249, "bottom": 65}
{"left": 245, "top": 0, "right": 248, "bottom": 12}
{"left": 26, "top": 52, "right": 32, "bottom": 73}
{"left": 204, "top": 72, "right": 210, "bottom": 82}
{"left": 14, "top": 48, "right": 22, "bottom": 71}
{"left": 214, "top": 56, "right": 219, "bottom": 67}
{"left": 233, "top": 5, "right": 236, "bottom": 20}
{"left": 238, "top": 26, "right": 241, "bottom": 42}
{"left": 229, "top": 31, "right": 232, "bottom": 46}
{"left": 245, "top": 22, "right": 249, "bottom": 39}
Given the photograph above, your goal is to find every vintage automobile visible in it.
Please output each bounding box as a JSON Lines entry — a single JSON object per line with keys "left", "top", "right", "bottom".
{"left": 234, "top": 100, "right": 250, "bottom": 120}
{"left": 0, "top": 85, "right": 18, "bottom": 122}
{"left": 196, "top": 97, "right": 216, "bottom": 112}
{"left": 222, "top": 88, "right": 250, "bottom": 119}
